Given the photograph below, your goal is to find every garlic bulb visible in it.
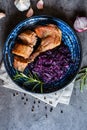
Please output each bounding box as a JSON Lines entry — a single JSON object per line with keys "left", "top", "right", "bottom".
{"left": 26, "top": 7, "right": 34, "bottom": 18}
{"left": 14, "top": 0, "right": 31, "bottom": 11}
{"left": 0, "top": 12, "right": 6, "bottom": 19}
{"left": 36, "top": 0, "right": 44, "bottom": 10}
{"left": 74, "top": 17, "right": 87, "bottom": 32}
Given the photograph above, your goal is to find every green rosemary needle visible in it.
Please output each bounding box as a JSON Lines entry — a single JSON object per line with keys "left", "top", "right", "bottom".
{"left": 14, "top": 72, "right": 44, "bottom": 93}
{"left": 75, "top": 67, "right": 87, "bottom": 91}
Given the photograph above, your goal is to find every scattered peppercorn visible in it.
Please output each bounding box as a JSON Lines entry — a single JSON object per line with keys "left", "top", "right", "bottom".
{"left": 32, "top": 105, "right": 34, "bottom": 109}
{"left": 61, "top": 110, "right": 63, "bottom": 113}
{"left": 26, "top": 98, "right": 28, "bottom": 101}
{"left": 21, "top": 97, "right": 24, "bottom": 100}
{"left": 45, "top": 106, "right": 47, "bottom": 110}
{"left": 24, "top": 102, "right": 26, "bottom": 105}
{"left": 24, "top": 93, "right": 26, "bottom": 96}
{"left": 38, "top": 100, "right": 40, "bottom": 103}
{"left": 50, "top": 107, "right": 53, "bottom": 112}
{"left": 16, "top": 92, "right": 18, "bottom": 95}
{"left": 13, "top": 93, "right": 15, "bottom": 96}
{"left": 44, "top": 96, "right": 46, "bottom": 99}
{"left": 45, "top": 114, "right": 48, "bottom": 118}
{"left": 31, "top": 108, "right": 34, "bottom": 112}
{"left": 33, "top": 100, "right": 36, "bottom": 104}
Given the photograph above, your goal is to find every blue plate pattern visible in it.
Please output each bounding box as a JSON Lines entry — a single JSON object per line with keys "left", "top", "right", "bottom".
{"left": 3, "top": 15, "right": 81, "bottom": 93}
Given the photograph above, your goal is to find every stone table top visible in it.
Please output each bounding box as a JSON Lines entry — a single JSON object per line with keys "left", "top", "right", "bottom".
{"left": 0, "top": 0, "right": 87, "bottom": 130}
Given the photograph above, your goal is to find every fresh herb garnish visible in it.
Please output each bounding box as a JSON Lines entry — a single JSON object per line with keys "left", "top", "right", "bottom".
{"left": 75, "top": 67, "right": 87, "bottom": 91}
{"left": 14, "top": 71, "right": 44, "bottom": 93}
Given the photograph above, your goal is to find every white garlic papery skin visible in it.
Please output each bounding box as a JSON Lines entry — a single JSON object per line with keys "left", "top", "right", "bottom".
{"left": 0, "top": 12, "right": 6, "bottom": 19}
{"left": 26, "top": 8, "right": 34, "bottom": 18}
{"left": 36, "top": 0, "right": 44, "bottom": 9}
{"left": 74, "top": 17, "right": 87, "bottom": 32}
{"left": 14, "top": 0, "right": 31, "bottom": 11}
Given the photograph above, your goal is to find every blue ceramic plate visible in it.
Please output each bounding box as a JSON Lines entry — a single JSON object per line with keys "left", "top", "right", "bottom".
{"left": 3, "top": 15, "right": 81, "bottom": 93}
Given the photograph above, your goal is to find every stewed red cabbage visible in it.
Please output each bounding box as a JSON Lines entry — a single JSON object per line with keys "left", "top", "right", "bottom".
{"left": 28, "top": 43, "right": 72, "bottom": 83}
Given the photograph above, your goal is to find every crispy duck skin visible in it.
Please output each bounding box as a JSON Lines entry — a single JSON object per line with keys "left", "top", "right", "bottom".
{"left": 28, "top": 24, "right": 62, "bottom": 63}
{"left": 13, "top": 56, "right": 28, "bottom": 72}
{"left": 18, "top": 30, "right": 37, "bottom": 47}
{"left": 12, "top": 42, "right": 33, "bottom": 59}
{"left": 35, "top": 24, "right": 59, "bottom": 38}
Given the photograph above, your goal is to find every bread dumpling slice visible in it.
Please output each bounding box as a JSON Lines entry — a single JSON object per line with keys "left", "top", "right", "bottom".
{"left": 18, "top": 30, "right": 37, "bottom": 47}
{"left": 12, "top": 42, "right": 33, "bottom": 59}
{"left": 13, "top": 56, "right": 28, "bottom": 72}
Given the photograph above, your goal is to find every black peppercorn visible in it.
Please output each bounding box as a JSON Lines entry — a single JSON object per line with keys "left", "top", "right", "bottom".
{"left": 44, "top": 97, "right": 46, "bottom": 99}
{"left": 31, "top": 108, "right": 34, "bottom": 112}
{"left": 13, "top": 93, "right": 15, "bottom": 96}
{"left": 61, "top": 110, "right": 63, "bottom": 113}
{"left": 24, "top": 93, "right": 26, "bottom": 96}
{"left": 16, "top": 92, "right": 18, "bottom": 95}
{"left": 45, "top": 106, "right": 47, "bottom": 110}
{"left": 38, "top": 100, "right": 40, "bottom": 103}
{"left": 32, "top": 105, "right": 34, "bottom": 109}
{"left": 24, "top": 102, "right": 26, "bottom": 105}
{"left": 33, "top": 100, "right": 36, "bottom": 104}
{"left": 45, "top": 114, "right": 48, "bottom": 118}
{"left": 21, "top": 97, "right": 24, "bottom": 100}
{"left": 26, "top": 98, "right": 28, "bottom": 101}
{"left": 50, "top": 107, "right": 53, "bottom": 112}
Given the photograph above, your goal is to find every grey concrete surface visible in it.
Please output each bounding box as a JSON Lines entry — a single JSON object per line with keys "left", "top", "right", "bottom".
{"left": 0, "top": 0, "right": 87, "bottom": 130}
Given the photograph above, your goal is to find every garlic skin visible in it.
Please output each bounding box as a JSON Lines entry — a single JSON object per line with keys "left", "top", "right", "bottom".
{"left": 0, "top": 12, "right": 6, "bottom": 19}
{"left": 14, "top": 0, "right": 31, "bottom": 11}
{"left": 74, "top": 17, "right": 87, "bottom": 32}
{"left": 36, "top": 0, "right": 44, "bottom": 10}
{"left": 26, "top": 7, "right": 34, "bottom": 18}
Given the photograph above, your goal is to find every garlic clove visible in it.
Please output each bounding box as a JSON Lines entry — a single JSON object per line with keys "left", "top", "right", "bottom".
{"left": 26, "top": 7, "right": 34, "bottom": 18}
{"left": 0, "top": 12, "right": 6, "bottom": 19}
{"left": 36, "top": 0, "right": 44, "bottom": 10}
{"left": 74, "top": 17, "right": 87, "bottom": 32}
{"left": 14, "top": 0, "right": 31, "bottom": 11}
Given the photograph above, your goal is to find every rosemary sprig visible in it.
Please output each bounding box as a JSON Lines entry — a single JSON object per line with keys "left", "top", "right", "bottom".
{"left": 14, "top": 71, "right": 44, "bottom": 93}
{"left": 75, "top": 67, "right": 87, "bottom": 91}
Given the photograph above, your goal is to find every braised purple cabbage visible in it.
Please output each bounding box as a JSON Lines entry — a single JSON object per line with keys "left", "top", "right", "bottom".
{"left": 28, "top": 44, "right": 72, "bottom": 83}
